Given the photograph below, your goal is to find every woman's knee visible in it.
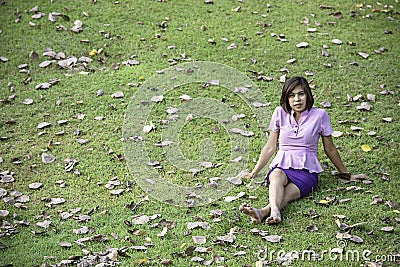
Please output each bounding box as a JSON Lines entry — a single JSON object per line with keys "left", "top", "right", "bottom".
{"left": 269, "top": 169, "right": 288, "bottom": 185}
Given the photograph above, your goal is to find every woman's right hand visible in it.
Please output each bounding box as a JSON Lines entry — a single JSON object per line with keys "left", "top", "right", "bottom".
{"left": 240, "top": 170, "right": 254, "bottom": 179}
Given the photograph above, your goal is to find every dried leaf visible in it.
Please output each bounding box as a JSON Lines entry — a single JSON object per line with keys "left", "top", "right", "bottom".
{"left": 187, "top": 222, "right": 210, "bottom": 230}
{"left": 350, "top": 125, "right": 363, "bottom": 131}
{"left": 263, "top": 235, "right": 282, "bottom": 243}
{"left": 357, "top": 52, "right": 369, "bottom": 59}
{"left": 59, "top": 242, "right": 72, "bottom": 248}
{"left": 356, "top": 102, "right": 373, "bottom": 111}
{"left": 42, "top": 153, "right": 56, "bottom": 164}
{"left": 37, "top": 122, "right": 51, "bottom": 129}
{"left": 37, "top": 220, "right": 51, "bottom": 228}
{"left": 22, "top": 98, "right": 34, "bottom": 105}
{"left": 296, "top": 42, "right": 309, "bottom": 48}
{"left": 216, "top": 233, "right": 236, "bottom": 243}
{"left": 381, "top": 226, "right": 394, "bottom": 232}
{"left": 166, "top": 107, "right": 179, "bottom": 114}
{"left": 332, "top": 131, "right": 343, "bottom": 138}
{"left": 151, "top": 95, "right": 164, "bottom": 103}
{"left": 332, "top": 39, "right": 343, "bottom": 45}
{"left": 110, "top": 189, "right": 124, "bottom": 195}
{"left": 29, "top": 182, "right": 43, "bottom": 189}
{"left": 192, "top": 236, "right": 206, "bottom": 244}
{"left": 226, "top": 176, "right": 242, "bottom": 185}
{"left": 111, "top": 91, "right": 124, "bottom": 98}
{"left": 143, "top": 121, "right": 155, "bottom": 133}
{"left": 179, "top": 94, "right": 192, "bottom": 101}
{"left": 287, "top": 58, "right": 296, "bottom": 64}
{"left": 132, "top": 215, "right": 150, "bottom": 225}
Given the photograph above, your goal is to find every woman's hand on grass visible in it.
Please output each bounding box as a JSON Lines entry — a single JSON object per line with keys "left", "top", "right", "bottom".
{"left": 240, "top": 170, "right": 254, "bottom": 179}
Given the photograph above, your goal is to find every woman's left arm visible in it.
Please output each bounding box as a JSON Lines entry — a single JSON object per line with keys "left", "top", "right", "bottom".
{"left": 322, "top": 135, "right": 349, "bottom": 174}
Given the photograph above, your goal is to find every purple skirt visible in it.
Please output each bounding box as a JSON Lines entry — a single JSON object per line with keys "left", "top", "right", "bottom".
{"left": 266, "top": 167, "right": 318, "bottom": 198}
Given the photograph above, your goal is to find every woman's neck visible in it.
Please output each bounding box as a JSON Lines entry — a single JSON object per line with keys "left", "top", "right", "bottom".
{"left": 293, "top": 111, "right": 301, "bottom": 123}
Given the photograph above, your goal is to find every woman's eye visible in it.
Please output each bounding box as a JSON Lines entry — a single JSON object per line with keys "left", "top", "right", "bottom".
{"left": 289, "top": 94, "right": 294, "bottom": 97}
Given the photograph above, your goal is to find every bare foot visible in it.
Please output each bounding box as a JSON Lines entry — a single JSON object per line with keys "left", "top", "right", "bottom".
{"left": 266, "top": 208, "right": 282, "bottom": 224}
{"left": 239, "top": 203, "right": 270, "bottom": 224}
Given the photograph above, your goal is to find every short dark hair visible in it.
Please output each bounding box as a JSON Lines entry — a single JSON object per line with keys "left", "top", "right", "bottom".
{"left": 280, "top": 76, "right": 314, "bottom": 113}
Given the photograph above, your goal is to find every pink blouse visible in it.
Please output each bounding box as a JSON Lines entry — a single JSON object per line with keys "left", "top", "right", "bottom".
{"left": 269, "top": 106, "right": 333, "bottom": 173}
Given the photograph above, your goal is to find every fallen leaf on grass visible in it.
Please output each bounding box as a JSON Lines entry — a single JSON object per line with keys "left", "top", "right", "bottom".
{"left": 350, "top": 235, "right": 364, "bottom": 244}
{"left": 22, "top": 98, "right": 34, "bottom": 105}
{"left": 42, "top": 197, "right": 66, "bottom": 207}
{"left": 357, "top": 52, "right": 369, "bottom": 59}
{"left": 263, "top": 235, "right": 282, "bottom": 243}
{"left": 111, "top": 91, "right": 124, "bottom": 98}
{"left": 296, "top": 42, "right": 309, "bottom": 48}
{"left": 224, "top": 192, "right": 245, "bottom": 202}
{"left": 157, "top": 227, "right": 168, "bottom": 237}
{"left": 332, "top": 131, "right": 343, "bottom": 138}
{"left": 37, "top": 220, "right": 51, "bottom": 228}
{"left": 332, "top": 39, "right": 343, "bottom": 45}
{"left": 382, "top": 117, "right": 392, "bottom": 122}
{"left": 0, "top": 210, "right": 9, "bottom": 217}
{"left": 42, "top": 153, "right": 56, "bottom": 164}
{"left": 29, "top": 182, "right": 43, "bottom": 189}
{"left": 192, "top": 236, "right": 206, "bottom": 244}
{"left": 356, "top": 102, "right": 373, "bottom": 111}
{"left": 37, "top": 122, "right": 51, "bottom": 129}
{"left": 151, "top": 95, "right": 164, "bottom": 103}
{"left": 216, "top": 233, "right": 236, "bottom": 243}
{"left": 381, "top": 226, "right": 394, "bottom": 232}
{"left": 361, "top": 144, "right": 371, "bottom": 152}
{"left": 226, "top": 176, "right": 242, "bottom": 185}
{"left": 187, "top": 222, "right": 210, "bottom": 230}
{"left": 230, "top": 128, "right": 254, "bottom": 137}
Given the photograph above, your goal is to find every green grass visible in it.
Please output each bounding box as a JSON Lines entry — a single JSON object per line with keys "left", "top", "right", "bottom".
{"left": 1, "top": 0, "right": 399, "bottom": 266}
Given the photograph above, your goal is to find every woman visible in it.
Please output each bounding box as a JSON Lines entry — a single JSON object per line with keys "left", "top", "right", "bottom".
{"left": 239, "top": 76, "right": 350, "bottom": 224}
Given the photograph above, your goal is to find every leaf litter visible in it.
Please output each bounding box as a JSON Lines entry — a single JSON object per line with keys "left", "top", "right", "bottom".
{"left": 1, "top": 2, "right": 399, "bottom": 266}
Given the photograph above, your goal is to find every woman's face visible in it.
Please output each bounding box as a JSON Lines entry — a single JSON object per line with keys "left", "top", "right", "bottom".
{"left": 288, "top": 85, "right": 307, "bottom": 113}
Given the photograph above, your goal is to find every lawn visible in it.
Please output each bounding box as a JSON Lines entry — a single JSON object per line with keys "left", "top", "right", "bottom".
{"left": 0, "top": 0, "right": 399, "bottom": 266}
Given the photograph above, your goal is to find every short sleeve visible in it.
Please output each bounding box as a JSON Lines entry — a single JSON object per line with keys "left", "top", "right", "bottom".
{"left": 269, "top": 107, "right": 281, "bottom": 132}
{"left": 320, "top": 110, "right": 334, "bottom": 136}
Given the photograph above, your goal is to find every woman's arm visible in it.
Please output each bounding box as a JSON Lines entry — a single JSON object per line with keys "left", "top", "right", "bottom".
{"left": 322, "top": 135, "right": 349, "bottom": 174}
{"left": 244, "top": 131, "right": 279, "bottom": 178}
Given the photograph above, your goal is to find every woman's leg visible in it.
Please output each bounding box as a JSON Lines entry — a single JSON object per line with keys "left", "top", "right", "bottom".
{"left": 266, "top": 168, "right": 288, "bottom": 224}
{"left": 240, "top": 169, "right": 301, "bottom": 224}
{"left": 266, "top": 182, "right": 300, "bottom": 224}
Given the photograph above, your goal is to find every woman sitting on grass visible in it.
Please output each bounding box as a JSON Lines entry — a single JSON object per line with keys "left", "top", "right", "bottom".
{"left": 239, "top": 76, "right": 350, "bottom": 224}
